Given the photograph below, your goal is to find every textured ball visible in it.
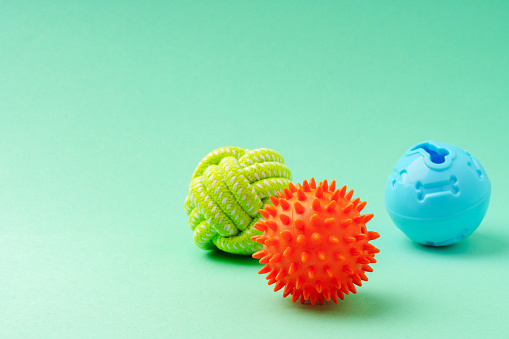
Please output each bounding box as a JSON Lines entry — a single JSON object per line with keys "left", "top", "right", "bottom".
{"left": 385, "top": 141, "right": 491, "bottom": 246}
{"left": 252, "top": 178, "right": 380, "bottom": 306}
{"left": 184, "top": 147, "right": 292, "bottom": 255}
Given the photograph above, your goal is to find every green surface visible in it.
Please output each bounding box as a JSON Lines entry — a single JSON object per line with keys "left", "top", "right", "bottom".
{"left": 1, "top": 1, "right": 508, "bottom": 338}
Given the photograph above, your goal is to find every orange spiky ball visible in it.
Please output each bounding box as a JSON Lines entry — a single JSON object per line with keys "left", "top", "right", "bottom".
{"left": 251, "top": 178, "right": 380, "bottom": 306}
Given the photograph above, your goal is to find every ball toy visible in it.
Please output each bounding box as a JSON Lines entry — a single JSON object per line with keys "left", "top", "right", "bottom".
{"left": 252, "top": 178, "right": 380, "bottom": 306}
{"left": 385, "top": 141, "right": 491, "bottom": 246}
{"left": 184, "top": 147, "right": 292, "bottom": 255}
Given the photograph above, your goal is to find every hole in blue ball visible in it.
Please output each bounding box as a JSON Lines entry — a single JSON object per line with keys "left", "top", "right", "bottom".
{"left": 411, "top": 142, "right": 449, "bottom": 164}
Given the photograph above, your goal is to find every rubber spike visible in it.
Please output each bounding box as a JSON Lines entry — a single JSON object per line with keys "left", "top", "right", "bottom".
{"left": 310, "top": 214, "right": 321, "bottom": 226}
{"left": 338, "top": 290, "right": 345, "bottom": 300}
{"left": 265, "top": 237, "right": 279, "bottom": 246}
{"left": 279, "top": 198, "right": 290, "bottom": 211}
{"left": 330, "top": 289, "right": 339, "bottom": 303}
{"left": 315, "top": 280, "right": 323, "bottom": 293}
{"left": 293, "top": 201, "right": 306, "bottom": 214}
{"left": 292, "top": 291, "right": 301, "bottom": 303}
{"left": 334, "top": 252, "right": 345, "bottom": 261}
{"left": 344, "top": 236, "right": 356, "bottom": 244}
{"left": 302, "top": 180, "right": 311, "bottom": 192}
{"left": 276, "top": 269, "right": 287, "bottom": 281}
{"left": 307, "top": 267, "right": 315, "bottom": 279}
{"left": 331, "top": 189, "right": 341, "bottom": 201}
{"left": 354, "top": 233, "right": 368, "bottom": 241}
{"left": 265, "top": 221, "right": 277, "bottom": 231}
{"left": 288, "top": 262, "right": 298, "bottom": 274}
{"left": 276, "top": 191, "right": 284, "bottom": 199}
{"left": 340, "top": 218, "right": 352, "bottom": 228}
{"left": 301, "top": 251, "right": 310, "bottom": 263}
{"left": 356, "top": 201, "right": 367, "bottom": 212}
{"left": 345, "top": 189, "right": 354, "bottom": 200}
{"left": 269, "top": 195, "right": 279, "bottom": 207}
{"left": 260, "top": 254, "right": 273, "bottom": 264}
{"left": 347, "top": 281, "right": 357, "bottom": 294}
{"left": 284, "top": 188, "right": 293, "bottom": 200}
{"left": 331, "top": 277, "right": 341, "bottom": 289}
{"left": 258, "top": 265, "right": 271, "bottom": 274}
{"left": 253, "top": 222, "right": 267, "bottom": 232}
{"left": 252, "top": 250, "right": 266, "bottom": 259}
{"left": 268, "top": 278, "right": 276, "bottom": 285}
{"left": 328, "top": 235, "right": 339, "bottom": 244}
{"left": 251, "top": 235, "right": 266, "bottom": 244}
{"left": 315, "top": 185, "right": 323, "bottom": 199}
{"left": 278, "top": 214, "right": 291, "bottom": 225}
{"left": 309, "top": 294, "right": 318, "bottom": 306}
{"left": 359, "top": 271, "right": 369, "bottom": 281}
{"left": 367, "top": 231, "right": 381, "bottom": 240}
{"left": 266, "top": 269, "right": 278, "bottom": 280}
{"left": 297, "top": 189, "right": 306, "bottom": 201}
{"left": 324, "top": 218, "right": 336, "bottom": 228}
{"left": 283, "top": 283, "right": 294, "bottom": 298}
{"left": 351, "top": 197, "right": 360, "bottom": 206}
{"left": 324, "top": 265, "right": 334, "bottom": 277}
{"left": 323, "top": 288, "right": 331, "bottom": 302}
{"left": 269, "top": 253, "right": 282, "bottom": 263}
{"left": 303, "top": 288, "right": 311, "bottom": 301}
{"left": 354, "top": 215, "right": 366, "bottom": 224}
{"left": 343, "top": 264, "right": 355, "bottom": 275}
{"left": 294, "top": 219, "right": 305, "bottom": 230}
{"left": 283, "top": 247, "right": 293, "bottom": 257}
{"left": 329, "top": 180, "right": 336, "bottom": 191}
{"left": 280, "top": 230, "right": 293, "bottom": 242}
{"left": 339, "top": 185, "right": 347, "bottom": 198}
{"left": 296, "top": 276, "right": 305, "bottom": 290}
{"left": 363, "top": 243, "right": 380, "bottom": 253}
{"left": 362, "top": 265, "right": 374, "bottom": 272}
{"left": 326, "top": 200, "right": 336, "bottom": 213}
{"left": 309, "top": 178, "right": 316, "bottom": 189}
{"left": 318, "top": 294, "right": 325, "bottom": 305}
{"left": 317, "top": 250, "right": 326, "bottom": 260}
{"left": 364, "top": 213, "right": 374, "bottom": 222}
{"left": 342, "top": 203, "right": 354, "bottom": 214}
{"left": 341, "top": 283, "right": 350, "bottom": 295}
{"left": 297, "top": 235, "right": 307, "bottom": 246}
{"left": 357, "top": 256, "right": 370, "bottom": 265}
{"left": 312, "top": 197, "right": 321, "bottom": 211}
{"left": 259, "top": 209, "right": 269, "bottom": 219}
{"left": 311, "top": 233, "right": 322, "bottom": 245}
{"left": 265, "top": 205, "right": 277, "bottom": 216}
{"left": 288, "top": 182, "right": 297, "bottom": 193}
{"left": 274, "top": 281, "right": 285, "bottom": 292}
{"left": 350, "top": 247, "right": 362, "bottom": 256}
{"left": 322, "top": 180, "right": 329, "bottom": 192}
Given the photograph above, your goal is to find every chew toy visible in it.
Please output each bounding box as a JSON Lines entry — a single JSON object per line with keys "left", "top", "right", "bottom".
{"left": 184, "top": 147, "right": 292, "bottom": 255}
{"left": 252, "top": 178, "right": 379, "bottom": 305}
{"left": 385, "top": 141, "right": 491, "bottom": 246}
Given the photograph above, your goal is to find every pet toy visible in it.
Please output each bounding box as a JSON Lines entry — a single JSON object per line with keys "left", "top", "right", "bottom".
{"left": 385, "top": 141, "right": 491, "bottom": 246}
{"left": 185, "top": 147, "right": 292, "bottom": 255}
{"left": 252, "top": 178, "right": 379, "bottom": 305}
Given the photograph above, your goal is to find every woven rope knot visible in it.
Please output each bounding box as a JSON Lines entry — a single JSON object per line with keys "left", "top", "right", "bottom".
{"left": 184, "top": 147, "right": 292, "bottom": 255}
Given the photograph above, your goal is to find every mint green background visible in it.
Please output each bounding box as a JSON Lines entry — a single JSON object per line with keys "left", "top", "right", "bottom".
{"left": 1, "top": 1, "right": 508, "bottom": 338}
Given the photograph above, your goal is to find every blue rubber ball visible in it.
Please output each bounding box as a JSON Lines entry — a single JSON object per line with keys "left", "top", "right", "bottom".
{"left": 385, "top": 141, "right": 491, "bottom": 246}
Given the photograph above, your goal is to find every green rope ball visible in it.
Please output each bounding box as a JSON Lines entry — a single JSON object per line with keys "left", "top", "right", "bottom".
{"left": 184, "top": 147, "right": 292, "bottom": 255}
